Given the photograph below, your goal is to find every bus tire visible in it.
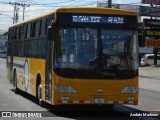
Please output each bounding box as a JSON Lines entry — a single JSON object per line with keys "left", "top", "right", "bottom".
{"left": 37, "top": 83, "right": 45, "bottom": 107}
{"left": 13, "top": 71, "right": 19, "bottom": 94}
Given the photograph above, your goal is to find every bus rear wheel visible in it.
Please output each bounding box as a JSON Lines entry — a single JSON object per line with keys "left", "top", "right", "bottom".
{"left": 13, "top": 71, "right": 19, "bottom": 94}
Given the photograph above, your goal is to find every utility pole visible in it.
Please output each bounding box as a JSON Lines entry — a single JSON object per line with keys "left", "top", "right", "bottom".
{"left": 21, "top": 3, "right": 30, "bottom": 21}
{"left": 9, "top": 2, "right": 30, "bottom": 23}
{"left": 9, "top": 2, "right": 16, "bottom": 24}
{"left": 15, "top": 7, "right": 19, "bottom": 23}
{"left": 9, "top": 2, "right": 20, "bottom": 24}
{"left": 108, "top": 0, "right": 112, "bottom": 8}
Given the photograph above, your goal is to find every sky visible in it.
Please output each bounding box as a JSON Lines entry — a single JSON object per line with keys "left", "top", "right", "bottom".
{"left": 0, "top": 0, "right": 141, "bottom": 34}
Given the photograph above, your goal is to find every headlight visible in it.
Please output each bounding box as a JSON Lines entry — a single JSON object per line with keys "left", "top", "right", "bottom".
{"left": 121, "top": 86, "right": 138, "bottom": 93}
{"left": 54, "top": 85, "right": 76, "bottom": 93}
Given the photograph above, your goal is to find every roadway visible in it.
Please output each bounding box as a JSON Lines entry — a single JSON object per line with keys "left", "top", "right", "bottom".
{"left": 0, "top": 58, "right": 160, "bottom": 120}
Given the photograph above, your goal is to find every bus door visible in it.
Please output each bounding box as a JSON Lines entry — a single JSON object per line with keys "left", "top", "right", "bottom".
{"left": 45, "top": 40, "right": 52, "bottom": 103}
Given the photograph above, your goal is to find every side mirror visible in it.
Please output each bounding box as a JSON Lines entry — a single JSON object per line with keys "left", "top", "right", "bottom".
{"left": 47, "top": 21, "right": 56, "bottom": 41}
{"left": 47, "top": 26, "right": 55, "bottom": 41}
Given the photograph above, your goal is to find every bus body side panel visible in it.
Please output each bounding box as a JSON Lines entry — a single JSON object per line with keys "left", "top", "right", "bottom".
{"left": 29, "top": 58, "right": 46, "bottom": 98}
{"left": 12, "top": 57, "right": 46, "bottom": 99}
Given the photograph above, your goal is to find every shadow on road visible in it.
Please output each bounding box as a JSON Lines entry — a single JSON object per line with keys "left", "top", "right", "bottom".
{"left": 10, "top": 88, "right": 38, "bottom": 104}
{"left": 10, "top": 89, "right": 160, "bottom": 120}
{"left": 47, "top": 105, "right": 144, "bottom": 120}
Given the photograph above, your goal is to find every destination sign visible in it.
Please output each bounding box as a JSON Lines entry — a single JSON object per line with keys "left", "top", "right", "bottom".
{"left": 72, "top": 15, "right": 124, "bottom": 24}
{"left": 145, "top": 29, "right": 160, "bottom": 37}
{"left": 142, "top": 0, "right": 160, "bottom": 5}
{"left": 58, "top": 13, "right": 137, "bottom": 29}
{"left": 144, "top": 19, "right": 160, "bottom": 27}
{"left": 145, "top": 39, "right": 160, "bottom": 48}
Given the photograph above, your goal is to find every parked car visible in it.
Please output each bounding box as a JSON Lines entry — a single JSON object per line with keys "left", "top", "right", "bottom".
{"left": 0, "top": 50, "right": 6, "bottom": 58}
{"left": 140, "top": 54, "right": 160, "bottom": 67}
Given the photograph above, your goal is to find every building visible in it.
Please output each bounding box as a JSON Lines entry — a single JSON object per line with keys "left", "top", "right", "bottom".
{"left": 0, "top": 32, "right": 8, "bottom": 51}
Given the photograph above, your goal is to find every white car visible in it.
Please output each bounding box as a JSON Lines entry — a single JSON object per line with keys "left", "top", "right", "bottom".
{"left": 140, "top": 54, "right": 160, "bottom": 67}
{"left": 0, "top": 50, "right": 6, "bottom": 58}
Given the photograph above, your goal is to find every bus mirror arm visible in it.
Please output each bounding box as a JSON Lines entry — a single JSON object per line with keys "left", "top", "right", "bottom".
{"left": 47, "top": 26, "right": 55, "bottom": 41}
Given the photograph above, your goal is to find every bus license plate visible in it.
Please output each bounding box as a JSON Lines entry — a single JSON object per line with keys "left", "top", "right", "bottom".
{"left": 95, "top": 98, "right": 104, "bottom": 103}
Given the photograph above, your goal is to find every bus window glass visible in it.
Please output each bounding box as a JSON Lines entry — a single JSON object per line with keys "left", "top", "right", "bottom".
{"left": 101, "top": 30, "right": 138, "bottom": 73}
{"left": 31, "top": 40, "right": 39, "bottom": 56}
{"left": 55, "top": 28, "right": 138, "bottom": 79}
{"left": 39, "top": 39, "right": 46, "bottom": 58}
{"left": 27, "top": 23, "right": 31, "bottom": 38}
{"left": 56, "top": 28, "right": 98, "bottom": 69}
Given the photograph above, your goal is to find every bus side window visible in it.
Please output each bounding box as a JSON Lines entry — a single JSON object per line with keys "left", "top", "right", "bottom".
{"left": 27, "top": 23, "right": 31, "bottom": 39}
{"left": 25, "top": 24, "right": 28, "bottom": 38}
{"left": 15, "top": 27, "right": 18, "bottom": 40}
{"left": 7, "top": 29, "right": 12, "bottom": 56}
{"left": 14, "top": 26, "right": 21, "bottom": 56}
{"left": 31, "top": 21, "right": 37, "bottom": 38}
{"left": 20, "top": 24, "right": 25, "bottom": 57}
{"left": 41, "top": 18, "right": 47, "bottom": 36}
{"left": 16, "top": 26, "right": 21, "bottom": 40}
{"left": 35, "top": 20, "right": 39, "bottom": 37}
{"left": 19, "top": 26, "right": 22, "bottom": 39}
{"left": 45, "top": 18, "right": 48, "bottom": 35}
{"left": 39, "top": 19, "right": 42, "bottom": 37}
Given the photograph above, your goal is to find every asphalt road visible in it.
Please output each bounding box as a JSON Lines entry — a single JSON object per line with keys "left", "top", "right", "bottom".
{"left": 0, "top": 58, "right": 160, "bottom": 120}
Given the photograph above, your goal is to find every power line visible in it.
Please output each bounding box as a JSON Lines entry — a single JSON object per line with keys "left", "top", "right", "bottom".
{"left": 0, "top": 13, "right": 12, "bottom": 17}
{"left": 0, "top": 1, "right": 9, "bottom": 4}
{"left": 21, "top": 0, "right": 101, "bottom": 7}
{"left": 0, "top": 11, "right": 13, "bottom": 12}
{"left": 30, "top": 0, "right": 101, "bottom": 7}
{"left": 9, "top": 2, "right": 30, "bottom": 23}
{"left": 24, "top": 0, "right": 77, "bottom": 5}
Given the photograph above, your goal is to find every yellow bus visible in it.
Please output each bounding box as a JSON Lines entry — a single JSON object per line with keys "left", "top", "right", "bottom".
{"left": 7, "top": 7, "right": 139, "bottom": 107}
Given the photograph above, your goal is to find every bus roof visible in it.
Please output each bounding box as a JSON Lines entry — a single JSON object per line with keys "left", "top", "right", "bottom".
{"left": 10, "top": 7, "right": 138, "bottom": 28}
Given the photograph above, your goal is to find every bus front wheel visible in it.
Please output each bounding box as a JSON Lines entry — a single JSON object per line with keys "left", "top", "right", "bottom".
{"left": 37, "top": 83, "right": 45, "bottom": 107}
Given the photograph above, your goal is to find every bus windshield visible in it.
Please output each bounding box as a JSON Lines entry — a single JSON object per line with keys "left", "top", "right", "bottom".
{"left": 54, "top": 28, "right": 138, "bottom": 79}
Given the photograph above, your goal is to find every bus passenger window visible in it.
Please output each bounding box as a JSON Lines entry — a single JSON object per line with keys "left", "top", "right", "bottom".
{"left": 27, "top": 23, "right": 31, "bottom": 38}
{"left": 39, "top": 20, "right": 42, "bottom": 37}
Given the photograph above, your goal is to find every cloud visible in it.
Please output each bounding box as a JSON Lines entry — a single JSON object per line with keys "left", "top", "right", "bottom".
{"left": 113, "top": 0, "right": 141, "bottom": 4}
{"left": 0, "top": 4, "right": 14, "bottom": 33}
{"left": 113, "top": 0, "right": 123, "bottom": 4}
{"left": 0, "top": 2, "right": 50, "bottom": 33}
